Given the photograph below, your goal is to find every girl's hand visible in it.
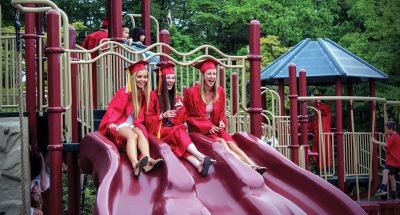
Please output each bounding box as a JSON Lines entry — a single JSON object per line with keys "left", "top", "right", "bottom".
{"left": 109, "top": 123, "right": 117, "bottom": 130}
{"left": 210, "top": 125, "right": 222, "bottom": 134}
{"left": 174, "top": 100, "right": 183, "bottom": 110}
{"left": 163, "top": 110, "right": 177, "bottom": 118}
{"left": 218, "top": 120, "right": 225, "bottom": 128}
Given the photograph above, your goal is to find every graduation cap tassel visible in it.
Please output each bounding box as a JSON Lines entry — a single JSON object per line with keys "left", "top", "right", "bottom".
{"left": 157, "top": 71, "right": 162, "bottom": 95}
{"left": 126, "top": 68, "right": 132, "bottom": 92}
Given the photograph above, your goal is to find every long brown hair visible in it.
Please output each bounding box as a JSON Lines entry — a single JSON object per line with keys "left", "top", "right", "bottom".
{"left": 157, "top": 75, "right": 176, "bottom": 113}
{"left": 130, "top": 70, "right": 151, "bottom": 117}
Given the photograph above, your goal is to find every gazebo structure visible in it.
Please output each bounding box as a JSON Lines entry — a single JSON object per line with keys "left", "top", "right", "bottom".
{"left": 260, "top": 38, "right": 388, "bottom": 192}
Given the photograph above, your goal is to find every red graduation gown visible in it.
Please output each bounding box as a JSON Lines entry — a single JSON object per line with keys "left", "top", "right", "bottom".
{"left": 98, "top": 87, "right": 148, "bottom": 151}
{"left": 310, "top": 102, "right": 332, "bottom": 168}
{"left": 184, "top": 84, "right": 236, "bottom": 144}
{"left": 81, "top": 29, "right": 108, "bottom": 108}
{"left": 81, "top": 29, "right": 108, "bottom": 59}
{"left": 145, "top": 91, "right": 191, "bottom": 157}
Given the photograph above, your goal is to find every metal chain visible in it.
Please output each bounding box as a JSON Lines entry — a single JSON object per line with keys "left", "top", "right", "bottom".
{"left": 15, "top": 10, "right": 27, "bottom": 215}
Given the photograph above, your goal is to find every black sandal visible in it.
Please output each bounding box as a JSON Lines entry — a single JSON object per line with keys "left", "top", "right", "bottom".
{"left": 201, "top": 157, "right": 213, "bottom": 177}
{"left": 251, "top": 165, "right": 267, "bottom": 175}
{"left": 143, "top": 158, "right": 164, "bottom": 172}
{"left": 134, "top": 156, "right": 148, "bottom": 177}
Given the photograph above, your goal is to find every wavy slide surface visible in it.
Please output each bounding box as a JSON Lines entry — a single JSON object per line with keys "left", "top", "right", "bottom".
{"left": 79, "top": 132, "right": 366, "bottom": 215}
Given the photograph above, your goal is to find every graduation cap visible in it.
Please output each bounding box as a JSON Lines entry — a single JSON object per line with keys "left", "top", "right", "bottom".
{"left": 125, "top": 60, "right": 149, "bottom": 92}
{"left": 155, "top": 61, "right": 176, "bottom": 95}
{"left": 193, "top": 58, "right": 219, "bottom": 73}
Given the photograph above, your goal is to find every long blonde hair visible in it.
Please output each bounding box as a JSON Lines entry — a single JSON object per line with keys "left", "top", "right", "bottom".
{"left": 200, "top": 72, "right": 219, "bottom": 104}
{"left": 130, "top": 70, "right": 151, "bottom": 117}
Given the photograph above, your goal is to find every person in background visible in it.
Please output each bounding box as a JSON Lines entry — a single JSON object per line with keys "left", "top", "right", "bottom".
{"left": 130, "top": 27, "right": 146, "bottom": 46}
{"left": 81, "top": 17, "right": 109, "bottom": 108}
{"left": 146, "top": 61, "right": 215, "bottom": 176}
{"left": 184, "top": 59, "right": 267, "bottom": 175}
{"left": 262, "top": 125, "right": 278, "bottom": 148}
{"left": 372, "top": 121, "right": 400, "bottom": 199}
{"left": 30, "top": 151, "right": 49, "bottom": 215}
{"left": 98, "top": 60, "right": 163, "bottom": 177}
{"left": 122, "top": 26, "right": 132, "bottom": 46}
{"left": 309, "top": 97, "right": 333, "bottom": 173}
{"left": 81, "top": 17, "right": 108, "bottom": 59}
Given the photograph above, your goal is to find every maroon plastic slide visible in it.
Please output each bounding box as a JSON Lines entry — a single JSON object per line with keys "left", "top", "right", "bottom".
{"left": 80, "top": 132, "right": 366, "bottom": 214}
{"left": 80, "top": 132, "right": 209, "bottom": 214}
{"left": 232, "top": 132, "right": 367, "bottom": 215}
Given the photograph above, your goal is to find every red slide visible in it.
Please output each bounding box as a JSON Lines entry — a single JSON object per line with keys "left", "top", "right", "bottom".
{"left": 232, "top": 132, "right": 367, "bottom": 215}
{"left": 79, "top": 132, "right": 366, "bottom": 214}
{"left": 80, "top": 132, "right": 209, "bottom": 214}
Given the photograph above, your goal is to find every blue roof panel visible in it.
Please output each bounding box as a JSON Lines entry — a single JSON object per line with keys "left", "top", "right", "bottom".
{"left": 261, "top": 38, "right": 388, "bottom": 85}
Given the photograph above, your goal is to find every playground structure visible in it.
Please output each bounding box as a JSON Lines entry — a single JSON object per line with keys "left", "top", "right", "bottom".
{"left": 0, "top": 0, "right": 399, "bottom": 214}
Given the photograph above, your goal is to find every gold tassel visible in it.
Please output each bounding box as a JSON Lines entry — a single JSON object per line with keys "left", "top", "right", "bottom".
{"left": 126, "top": 68, "right": 131, "bottom": 92}
{"left": 157, "top": 71, "right": 162, "bottom": 95}
{"left": 157, "top": 121, "right": 162, "bottom": 139}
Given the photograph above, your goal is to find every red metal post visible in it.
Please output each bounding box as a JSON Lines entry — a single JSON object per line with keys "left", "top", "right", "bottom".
{"left": 142, "top": 0, "right": 151, "bottom": 46}
{"left": 35, "top": 9, "right": 45, "bottom": 109}
{"left": 347, "top": 80, "right": 353, "bottom": 131}
{"left": 278, "top": 79, "right": 285, "bottom": 116}
{"left": 335, "top": 77, "right": 344, "bottom": 191}
{"left": 67, "top": 26, "right": 81, "bottom": 215}
{"left": 159, "top": 29, "right": 170, "bottom": 62}
{"left": 46, "top": 9, "right": 63, "bottom": 215}
{"left": 248, "top": 20, "right": 262, "bottom": 138}
{"left": 23, "top": 4, "right": 37, "bottom": 149}
{"left": 108, "top": 0, "right": 113, "bottom": 38}
{"left": 288, "top": 64, "right": 299, "bottom": 165}
{"left": 111, "top": 0, "right": 123, "bottom": 41}
{"left": 219, "top": 67, "right": 225, "bottom": 87}
{"left": 232, "top": 73, "right": 238, "bottom": 115}
{"left": 299, "top": 69, "right": 309, "bottom": 170}
{"left": 369, "top": 80, "right": 378, "bottom": 195}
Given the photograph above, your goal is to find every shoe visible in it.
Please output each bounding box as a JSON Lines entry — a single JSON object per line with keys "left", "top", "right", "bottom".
{"left": 200, "top": 157, "right": 215, "bottom": 177}
{"left": 375, "top": 188, "right": 388, "bottom": 196}
{"left": 143, "top": 158, "right": 164, "bottom": 172}
{"left": 251, "top": 165, "right": 267, "bottom": 175}
{"left": 134, "top": 156, "right": 148, "bottom": 177}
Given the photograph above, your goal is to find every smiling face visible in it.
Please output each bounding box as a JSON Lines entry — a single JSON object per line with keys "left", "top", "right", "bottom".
{"left": 203, "top": 69, "right": 217, "bottom": 89}
{"left": 135, "top": 70, "right": 148, "bottom": 90}
{"left": 165, "top": 74, "right": 176, "bottom": 90}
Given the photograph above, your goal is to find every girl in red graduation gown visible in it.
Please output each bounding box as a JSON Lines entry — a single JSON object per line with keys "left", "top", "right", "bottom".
{"left": 310, "top": 100, "right": 332, "bottom": 171}
{"left": 184, "top": 59, "right": 266, "bottom": 175}
{"left": 146, "top": 61, "right": 215, "bottom": 176}
{"left": 99, "top": 60, "right": 163, "bottom": 177}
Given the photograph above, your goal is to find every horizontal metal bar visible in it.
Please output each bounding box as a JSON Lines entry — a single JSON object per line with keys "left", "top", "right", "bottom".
{"left": 298, "top": 96, "right": 386, "bottom": 102}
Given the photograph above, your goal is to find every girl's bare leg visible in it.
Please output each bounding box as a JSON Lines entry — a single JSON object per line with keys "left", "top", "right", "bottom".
{"left": 118, "top": 127, "right": 139, "bottom": 168}
{"left": 217, "top": 138, "right": 241, "bottom": 161}
{"left": 132, "top": 127, "right": 150, "bottom": 159}
{"left": 186, "top": 155, "right": 202, "bottom": 173}
{"left": 186, "top": 143, "right": 206, "bottom": 161}
{"left": 227, "top": 141, "right": 256, "bottom": 166}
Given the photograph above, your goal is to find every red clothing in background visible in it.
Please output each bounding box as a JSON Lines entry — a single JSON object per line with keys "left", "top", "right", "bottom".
{"left": 98, "top": 87, "right": 148, "bottom": 150}
{"left": 184, "top": 84, "right": 236, "bottom": 144}
{"left": 81, "top": 29, "right": 108, "bottom": 108}
{"left": 145, "top": 91, "right": 191, "bottom": 157}
{"left": 310, "top": 102, "right": 332, "bottom": 169}
{"left": 386, "top": 131, "right": 400, "bottom": 167}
